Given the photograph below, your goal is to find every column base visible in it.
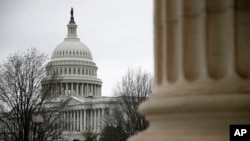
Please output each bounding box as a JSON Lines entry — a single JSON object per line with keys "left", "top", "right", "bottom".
{"left": 128, "top": 93, "right": 250, "bottom": 141}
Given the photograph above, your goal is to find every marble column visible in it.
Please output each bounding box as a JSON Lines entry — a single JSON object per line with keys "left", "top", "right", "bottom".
{"left": 84, "top": 109, "right": 86, "bottom": 131}
{"left": 75, "top": 110, "right": 79, "bottom": 131}
{"left": 97, "top": 109, "right": 100, "bottom": 131}
{"left": 128, "top": 0, "right": 250, "bottom": 141}
{"left": 66, "top": 83, "right": 68, "bottom": 96}
{"left": 94, "top": 109, "right": 96, "bottom": 131}
{"left": 66, "top": 111, "right": 68, "bottom": 131}
{"left": 95, "top": 85, "right": 97, "bottom": 96}
{"left": 84, "top": 84, "right": 86, "bottom": 96}
{"left": 72, "top": 111, "right": 75, "bottom": 131}
{"left": 80, "top": 110, "right": 83, "bottom": 131}
{"left": 101, "top": 108, "right": 105, "bottom": 128}
{"left": 71, "top": 83, "right": 73, "bottom": 95}
{"left": 86, "top": 84, "right": 89, "bottom": 96}
{"left": 76, "top": 83, "right": 79, "bottom": 96}
{"left": 64, "top": 112, "right": 66, "bottom": 129}
{"left": 78, "top": 110, "right": 80, "bottom": 131}
{"left": 81, "top": 83, "right": 83, "bottom": 96}
{"left": 90, "top": 110, "right": 93, "bottom": 130}
{"left": 60, "top": 83, "right": 63, "bottom": 96}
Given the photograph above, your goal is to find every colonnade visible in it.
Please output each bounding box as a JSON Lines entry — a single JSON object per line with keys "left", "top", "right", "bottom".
{"left": 43, "top": 82, "right": 101, "bottom": 97}
{"left": 47, "top": 66, "right": 97, "bottom": 77}
{"left": 61, "top": 108, "right": 107, "bottom": 132}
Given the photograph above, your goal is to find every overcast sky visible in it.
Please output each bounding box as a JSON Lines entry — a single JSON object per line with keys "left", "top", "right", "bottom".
{"left": 0, "top": 0, "right": 154, "bottom": 96}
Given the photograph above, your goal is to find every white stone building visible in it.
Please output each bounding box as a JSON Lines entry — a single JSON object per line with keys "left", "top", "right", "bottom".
{"left": 42, "top": 8, "right": 117, "bottom": 141}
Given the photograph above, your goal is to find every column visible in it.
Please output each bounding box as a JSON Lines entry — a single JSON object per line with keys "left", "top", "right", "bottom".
{"left": 72, "top": 111, "right": 74, "bottom": 131}
{"left": 65, "top": 111, "right": 68, "bottom": 131}
{"left": 90, "top": 109, "right": 93, "bottom": 130}
{"left": 71, "top": 83, "right": 73, "bottom": 95}
{"left": 60, "top": 83, "right": 63, "bottom": 96}
{"left": 75, "top": 110, "right": 78, "bottom": 131}
{"left": 66, "top": 83, "right": 68, "bottom": 96}
{"left": 97, "top": 109, "right": 100, "bottom": 131}
{"left": 83, "top": 83, "right": 86, "bottom": 96}
{"left": 95, "top": 85, "right": 97, "bottom": 96}
{"left": 89, "top": 84, "right": 91, "bottom": 94}
{"left": 97, "top": 109, "right": 100, "bottom": 132}
{"left": 67, "top": 111, "right": 69, "bottom": 131}
{"left": 96, "top": 86, "right": 98, "bottom": 96}
{"left": 69, "top": 111, "right": 71, "bottom": 131}
{"left": 101, "top": 108, "right": 104, "bottom": 128}
{"left": 80, "top": 110, "right": 82, "bottom": 131}
{"left": 76, "top": 83, "right": 79, "bottom": 96}
{"left": 86, "top": 83, "right": 89, "bottom": 96}
{"left": 94, "top": 109, "right": 96, "bottom": 131}
{"left": 128, "top": 1, "right": 250, "bottom": 141}
{"left": 84, "top": 109, "right": 86, "bottom": 131}
{"left": 92, "top": 84, "right": 94, "bottom": 95}
{"left": 63, "top": 111, "right": 67, "bottom": 131}
{"left": 77, "top": 109, "right": 81, "bottom": 131}
{"left": 99, "top": 85, "right": 102, "bottom": 96}
{"left": 81, "top": 83, "right": 84, "bottom": 96}
{"left": 94, "top": 85, "right": 96, "bottom": 96}
{"left": 76, "top": 110, "right": 80, "bottom": 131}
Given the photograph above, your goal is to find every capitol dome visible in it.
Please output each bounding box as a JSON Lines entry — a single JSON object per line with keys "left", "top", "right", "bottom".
{"left": 51, "top": 38, "right": 93, "bottom": 60}
{"left": 43, "top": 8, "right": 102, "bottom": 98}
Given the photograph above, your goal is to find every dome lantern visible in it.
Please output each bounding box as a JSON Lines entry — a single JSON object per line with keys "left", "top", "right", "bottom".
{"left": 67, "top": 7, "right": 77, "bottom": 39}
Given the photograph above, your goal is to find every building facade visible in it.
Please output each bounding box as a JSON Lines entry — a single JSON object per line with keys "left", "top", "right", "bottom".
{"left": 42, "top": 8, "right": 116, "bottom": 141}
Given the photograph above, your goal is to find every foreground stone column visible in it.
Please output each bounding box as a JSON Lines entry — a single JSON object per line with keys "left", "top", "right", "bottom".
{"left": 128, "top": 0, "right": 250, "bottom": 141}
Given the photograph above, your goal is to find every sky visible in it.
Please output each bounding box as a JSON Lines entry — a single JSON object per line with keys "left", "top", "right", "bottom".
{"left": 0, "top": 0, "right": 154, "bottom": 96}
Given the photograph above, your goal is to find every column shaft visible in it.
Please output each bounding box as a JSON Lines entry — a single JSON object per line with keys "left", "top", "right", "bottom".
{"left": 80, "top": 110, "right": 82, "bottom": 131}
{"left": 84, "top": 110, "right": 86, "bottom": 131}
{"left": 76, "top": 83, "right": 79, "bottom": 96}
{"left": 66, "top": 83, "right": 68, "bottom": 96}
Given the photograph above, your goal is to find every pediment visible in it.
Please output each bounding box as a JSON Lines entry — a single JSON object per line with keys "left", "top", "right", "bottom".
{"left": 62, "top": 96, "right": 83, "bottom": 107}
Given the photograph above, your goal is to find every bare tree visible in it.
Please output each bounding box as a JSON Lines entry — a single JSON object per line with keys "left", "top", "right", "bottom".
{"left": 0, "top": 48, "right": 66, "bottom": 141}
{"left": 100, "top": 68, "right": 153, "bottom": 141}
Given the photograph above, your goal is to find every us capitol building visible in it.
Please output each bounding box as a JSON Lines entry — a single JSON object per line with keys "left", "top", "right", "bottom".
{"left": 42, "top": 8, "right": 117, "bottom": 141}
